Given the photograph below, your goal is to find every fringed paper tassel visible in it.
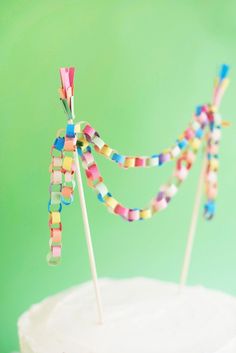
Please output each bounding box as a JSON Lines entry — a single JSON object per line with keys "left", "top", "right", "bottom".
{"left": 213, "top": 64, "right": 230, "bottom": 109}
{"left": 59, "top": 67, "right": 75, "bottom": 119}
{"left": 59, "top": 67, "right": 76, "bottom": 208}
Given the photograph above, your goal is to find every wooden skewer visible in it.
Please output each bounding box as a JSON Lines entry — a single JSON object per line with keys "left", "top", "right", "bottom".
{"left": 74, "top": 149, "right": 104, "bottom": 324}
{"left": 179, "top": 155, "right": 207, "bottom": 290}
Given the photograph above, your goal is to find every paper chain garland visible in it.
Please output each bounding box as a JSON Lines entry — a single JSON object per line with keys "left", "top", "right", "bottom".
{"left": 47, "top": 65, "right": 229, "bottom": 265}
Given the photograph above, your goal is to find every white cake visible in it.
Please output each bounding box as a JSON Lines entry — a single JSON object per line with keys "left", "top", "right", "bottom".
{"left": 18, "top": 278, "right": 236, "bottom": 353}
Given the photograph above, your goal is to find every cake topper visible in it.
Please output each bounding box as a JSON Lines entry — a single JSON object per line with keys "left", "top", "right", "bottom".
{"left": 47, "top": 65, "right": 229, "bottom": 323}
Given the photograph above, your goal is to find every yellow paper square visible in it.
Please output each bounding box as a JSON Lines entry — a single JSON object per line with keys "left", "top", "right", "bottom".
{"left": 106, "top": 197, "right": 118, "bottom": 209}
{"left": 51, "top": 212, "right": 61, "bottom": 224}
{"left": 140, "top": 209, "right": 152, "bottom": 219}
{"left": 191, "top": 138, "right": 201, "bottom": 150}
{"left": 63, "top": 156, "right": 73, "bottom": 171}
{"left": 79, "top": 137, "right": 89, "bottom": 151}
{"left": 101, "top": 145, "right": 112, "bottom": 157}
{"left": 124, "top": 157, "right": 135, "bottom": 168}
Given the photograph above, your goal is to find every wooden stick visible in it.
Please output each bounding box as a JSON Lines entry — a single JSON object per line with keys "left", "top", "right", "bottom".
{"left": 179, "top": 155, "right": 207, "bottom": 289}
{"left": 74, "top": 149, "right": 104, "bottom": 324}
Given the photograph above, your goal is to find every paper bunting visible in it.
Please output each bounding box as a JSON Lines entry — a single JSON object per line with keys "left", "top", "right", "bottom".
{"left": 47, "top": 65, "right": 229, "bottom": 265}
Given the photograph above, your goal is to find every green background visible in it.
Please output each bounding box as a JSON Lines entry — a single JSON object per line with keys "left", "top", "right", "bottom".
{"left": 1, "top": 0, "right": 236, "bottom": 352}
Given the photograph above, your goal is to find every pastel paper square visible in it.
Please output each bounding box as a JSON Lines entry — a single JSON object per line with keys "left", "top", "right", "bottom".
{"left": 51, "top": 212, "right": 61, "bottom": 224}
{"left": 52, "top": 245, "right": 61, "bottom": 258}
{"left": 63, "top": 156, "right": 73, "bottom": 171}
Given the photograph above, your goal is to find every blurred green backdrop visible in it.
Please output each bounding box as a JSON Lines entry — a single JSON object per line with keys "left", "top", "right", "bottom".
{"left": 1, "top": 0, "right": 236, "bottom": 352}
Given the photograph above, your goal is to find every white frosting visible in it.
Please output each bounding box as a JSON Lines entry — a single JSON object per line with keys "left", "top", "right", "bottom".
{"left": 18, "top": 278, "right": 236, "bottom": 353}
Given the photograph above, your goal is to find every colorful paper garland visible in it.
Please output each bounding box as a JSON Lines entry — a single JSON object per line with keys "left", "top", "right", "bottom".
{"left": 47, "top": 65, "right": 229, "bottom": 265}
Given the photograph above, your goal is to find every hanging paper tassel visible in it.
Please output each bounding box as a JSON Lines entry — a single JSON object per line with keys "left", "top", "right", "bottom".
{"left": 213, "top": 64, "right": 229, "bottom": 108}
{"left": 59, "top": 67, "right": 75, "bottom": 119}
